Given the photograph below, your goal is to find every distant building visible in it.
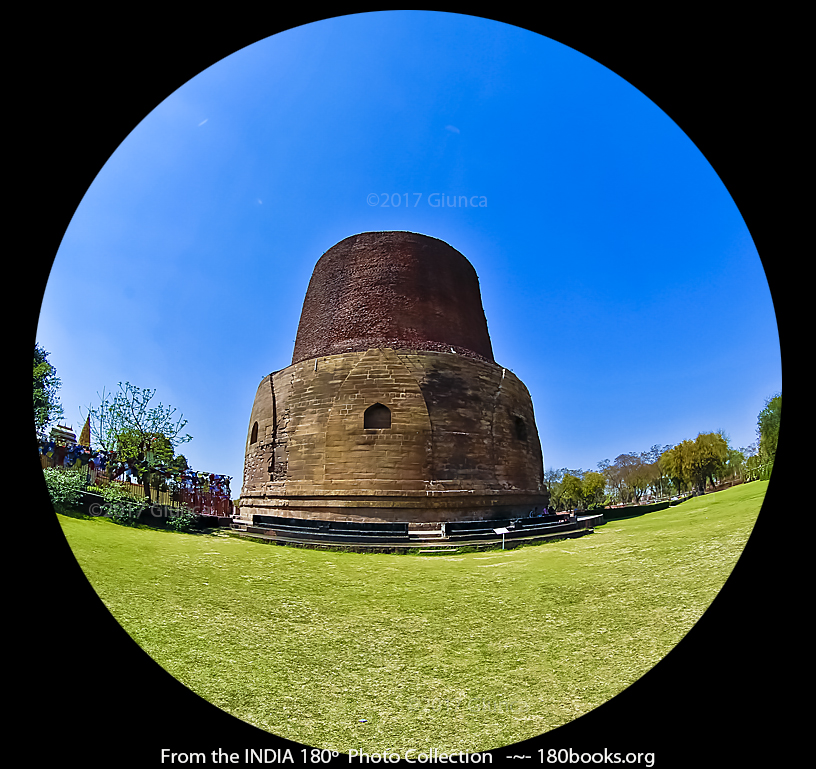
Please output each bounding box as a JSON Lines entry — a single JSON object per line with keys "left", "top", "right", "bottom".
{"left": 79, "top": 415, "right": 91, "bottom": 447}
{"left": 49, "top": 424, "right": 77, "bottom": 447}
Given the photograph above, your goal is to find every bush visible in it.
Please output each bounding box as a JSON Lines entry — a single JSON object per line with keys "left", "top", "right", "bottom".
{"left": 43, "top": 466, "right": 87, "bottom": 509}
{"left": 166, "top": 507, "right": 199, "bottom": 532}
{"left": 100, "top": 483, "right": 144, "bottom": 526}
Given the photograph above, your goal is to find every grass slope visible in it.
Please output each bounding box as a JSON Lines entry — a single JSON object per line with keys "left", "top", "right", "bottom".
{"left": 57, "top": 481, "right": 767, "bottom": 754}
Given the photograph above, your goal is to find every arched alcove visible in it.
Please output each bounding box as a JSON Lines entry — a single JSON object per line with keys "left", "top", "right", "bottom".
{"left": 364, "top": 403, "right": 391, "bottom": 429}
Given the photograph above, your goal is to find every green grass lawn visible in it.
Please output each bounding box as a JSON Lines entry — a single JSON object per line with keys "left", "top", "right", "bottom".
{"left": 57, "top": 481, "right": 768, "bottom": 754}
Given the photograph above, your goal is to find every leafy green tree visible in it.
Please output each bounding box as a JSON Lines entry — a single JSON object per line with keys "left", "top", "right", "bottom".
{"left": 662, "top": 433, "right": 729, "bottom": 495}
{"left": 630, "top": 455, "right": 659, "bottom": 502}
{"left": 114, "top": 429, "right": 179, "bottom": 495}
{"left": 560, "top": 473, "right": 584, "bottom": 510}
{"left": 545, "top": 468, "right": 574, "bottom": 511}
{"left": 640, "top": 445, "right": 669, "bottom": 499}
{"left": 170, "top": 454, "right": 189, "bottom": 473}
{"left": 757, "top": 393, "right": 781, "bottom": 465}
{"left": 582, "top": 471, "right": 607, "bottom": 509}
{"left": 606, "top": 453, "right": 646, "bottom": 505}
{"left": 690, "top": 432, "right": 729, "bottom": 492}
{"left": 723, "top": 448, "right": 746, "bottom": 480}
{"left": 114, "top": 428, "right": 175, "bottom": 472}
{"left": 34, "top": 343, "right": 64, "bottom": 437}
{"left": 660, "top": 441, "right": 693, "bottom": 496}
{"left": 542, "top": 467, "right": 564, "bottom": 498}
{"left": 83, "top": 382, "right": 192, "bottom": 503}
{"left": 744, "top": 452, "right": 763, "bottom": 481}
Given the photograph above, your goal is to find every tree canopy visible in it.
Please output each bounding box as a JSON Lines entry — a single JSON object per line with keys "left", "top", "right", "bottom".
{"left": 658, "top": 433, "right": 729, "bottom": 495}
{"left": 757, "top": 393, "right": 781, "bottom": 464}
{"left": 83, "top": 382, "right": 192, "bottom": 501}
{"left": 604, "top": 452, "right": 657, "bottom": 505}
{"left": 544, "top": 392, "right": 780, "bottom": 510}
{"left": 581, "top": 471, "right": 607, "bottom": 509}
{"left": 84, "top": 382, "right": 191, "bottom": 454}
{"left": 34, "top": 343, "right": 64, "bottom": 437}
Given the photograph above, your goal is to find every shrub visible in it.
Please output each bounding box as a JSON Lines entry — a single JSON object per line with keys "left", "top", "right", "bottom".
{"left": 43, "top": 466, "right": 87, "bottom": 509}
{"left": 100, "top": 483, "right": 144, "bottom": 526}
{"left": 166, "top": 507, "right": 199, "bottom": 532}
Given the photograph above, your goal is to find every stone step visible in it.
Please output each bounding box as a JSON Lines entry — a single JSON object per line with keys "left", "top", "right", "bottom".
{"left": 224, "top": 515, "right": 596, "bottom": 552}
{"left": 223, "top": 525, "right": 594, "bottom": 553}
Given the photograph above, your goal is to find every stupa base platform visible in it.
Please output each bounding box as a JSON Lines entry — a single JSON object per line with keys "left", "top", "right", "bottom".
{"left": 237, "top": 488, "right": 552, "bottom": 524}
{"left": 227, "top": 511, "right": 603, "bottom": 553}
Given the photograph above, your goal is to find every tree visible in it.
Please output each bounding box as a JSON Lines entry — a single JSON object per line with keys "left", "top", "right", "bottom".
{"left": 606, "top": 453, "right": 645, "bottom": 505}
{"left": 545, "top": 468, "right": 578, "bottom": 511}
{"left": 33, "top": 343, "right": 64, "bottom": 437}
{"left": 114, "top": 428, "right": 174, "bottom": 465}
{"left": 744, "top": 452, "right": 763, "bottom": 481}
{"left": 660, "top": 441, "right": 693, "bottom": 496}
{"left": 543, "top": 467, "right": 565, "bottom": 508}
{"left": 690, "top": 432, "right": 729, "bottom": 492}
{"left": 723, "top": 448, "right": 746, "bottom": 481}
{"left": 83, "top": 382, "right": 192, "bottom": 502}
{"left": 646, "top": 445, "right": 663, "bottom": 464}
{"left": 582, "top": 471, "right": 607, "bottom": 509}
{"left": 661, "top": 433, "right": 729, "bottom": 495}
{"left": 757, "top": 393, "right": 781, "bottom": 465}
{"left": 560, "top": 473, "right": 584, "bottom": 511}
{"left": 170, "top": 454, "right": 188, "bottom": 473}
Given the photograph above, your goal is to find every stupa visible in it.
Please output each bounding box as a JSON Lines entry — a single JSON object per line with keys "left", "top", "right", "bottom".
{"left": 239, "top": 231, "right": 550, "bottom": 524}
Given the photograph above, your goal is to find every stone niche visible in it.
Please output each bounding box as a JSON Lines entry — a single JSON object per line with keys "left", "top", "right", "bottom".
{"left": 240, "top": 231, "right": 549, "bottom": 524}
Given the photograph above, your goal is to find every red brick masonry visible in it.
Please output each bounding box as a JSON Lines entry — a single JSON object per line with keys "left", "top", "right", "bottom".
{"left": 292, "top": 231, "right": 494, "bottom": 364}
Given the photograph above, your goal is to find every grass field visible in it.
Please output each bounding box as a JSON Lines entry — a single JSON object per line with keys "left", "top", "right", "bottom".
{"left": 57, "top": 481, "right": 768, "bottom": 754}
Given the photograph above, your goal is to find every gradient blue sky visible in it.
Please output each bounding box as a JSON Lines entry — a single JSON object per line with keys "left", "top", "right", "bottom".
{"left": 35, "top": 11, "right": 781, "bottom": 491}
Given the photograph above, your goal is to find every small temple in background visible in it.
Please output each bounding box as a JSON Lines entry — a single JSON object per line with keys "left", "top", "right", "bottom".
{"left": 48, "top": 424, "right": 77, "bottom": 447}
{"left": 79, "top": 415, "right": 91, "bottom": 448}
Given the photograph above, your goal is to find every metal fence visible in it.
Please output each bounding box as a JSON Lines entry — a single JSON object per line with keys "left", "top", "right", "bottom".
{"left": 40, "top": 453, "right": 232, "bottom": 517}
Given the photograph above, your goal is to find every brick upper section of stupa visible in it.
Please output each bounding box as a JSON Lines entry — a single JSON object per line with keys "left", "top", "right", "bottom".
{"left": 291, "top": 231, "right": 495, "bottom": 365}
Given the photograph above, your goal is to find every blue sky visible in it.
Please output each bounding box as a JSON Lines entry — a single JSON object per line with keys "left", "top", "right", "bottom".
{"left": 35, "top": 11, "right": 781, "bottom": 492}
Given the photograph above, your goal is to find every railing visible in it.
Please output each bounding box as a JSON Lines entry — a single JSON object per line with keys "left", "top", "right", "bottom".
{"left": 40, "top": 453, "right": 231, "bottom": 516}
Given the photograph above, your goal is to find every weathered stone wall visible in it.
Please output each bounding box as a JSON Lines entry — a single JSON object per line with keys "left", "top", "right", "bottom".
{"left": 401, "top": 351, "right": 543, "bottom": 491}
{"left": 240, "top": 348, "right": 547, "bottom": 522}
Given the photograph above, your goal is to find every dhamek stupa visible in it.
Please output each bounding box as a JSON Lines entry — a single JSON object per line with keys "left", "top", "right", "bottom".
{"left": 239, "top": 231, "right": 549, "bottom": 525}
